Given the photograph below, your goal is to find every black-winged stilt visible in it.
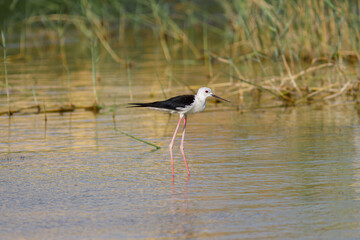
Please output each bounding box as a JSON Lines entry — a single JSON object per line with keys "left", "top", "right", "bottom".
{"left": 129, "top": 87, "right": 230, "bottom": 176}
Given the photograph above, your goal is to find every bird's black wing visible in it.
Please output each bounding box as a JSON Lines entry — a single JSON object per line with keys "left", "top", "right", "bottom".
{"left": 129, "top": 95, "right": 195, "bottom": 110}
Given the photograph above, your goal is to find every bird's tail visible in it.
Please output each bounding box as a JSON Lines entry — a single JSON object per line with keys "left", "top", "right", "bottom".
{"left": 127, "top": 103, "right": 151, "bottom": 108}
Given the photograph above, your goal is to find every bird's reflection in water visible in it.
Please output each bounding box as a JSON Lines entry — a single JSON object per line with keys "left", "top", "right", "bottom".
{"left": 169, "top": 175, "right": 195, "bottom": 238}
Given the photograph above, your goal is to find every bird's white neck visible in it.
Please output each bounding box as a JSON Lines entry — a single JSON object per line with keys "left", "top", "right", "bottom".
{"left": 191, "top": 95, "right": 207, "bottom": 113}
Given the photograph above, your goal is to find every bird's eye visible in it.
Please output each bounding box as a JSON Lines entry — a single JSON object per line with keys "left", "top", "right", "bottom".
{"left": 205, "top": 90, "right": 209, "bottom": 93}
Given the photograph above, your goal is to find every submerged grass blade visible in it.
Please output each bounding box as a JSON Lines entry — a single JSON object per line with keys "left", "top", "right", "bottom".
{"left": 114, "top": 127, "right": 161, "bottom": 150}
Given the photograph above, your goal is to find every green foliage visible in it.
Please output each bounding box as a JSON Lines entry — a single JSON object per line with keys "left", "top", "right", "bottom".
{"left": 1, "top": 0, "right": 360, "bottom": 109}
{"left": 2, "top": 0, "right": 359, "bottom": 61}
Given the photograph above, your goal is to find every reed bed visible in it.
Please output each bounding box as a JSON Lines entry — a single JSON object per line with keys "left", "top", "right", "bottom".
{"left": 1, "top": 0, "right": 360, "bottom": 116}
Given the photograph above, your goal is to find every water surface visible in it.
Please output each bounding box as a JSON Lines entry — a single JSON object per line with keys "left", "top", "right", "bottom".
{"left": 1, "top": 105, "right": 360, "bottom": 239}
{"left": 1, "top": 37, "right": 360, "bottom": 239}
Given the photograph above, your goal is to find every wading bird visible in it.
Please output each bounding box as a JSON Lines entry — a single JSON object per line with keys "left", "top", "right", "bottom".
{"left": 129, "top": 87, "right": 230, "bottom": 177}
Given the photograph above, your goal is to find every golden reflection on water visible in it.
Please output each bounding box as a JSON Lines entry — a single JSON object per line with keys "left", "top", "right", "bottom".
{"left": 2, "top": 45, "right": 360, "bottom": 238}
{"left": 1, "top": 105, "right": 360, "bottom": 239}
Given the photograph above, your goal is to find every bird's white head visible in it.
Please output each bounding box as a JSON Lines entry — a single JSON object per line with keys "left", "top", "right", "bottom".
{"left": 196, "top": 87, "right": 213, "bottom": 99}
{"left": 196, "top": 87, "right": 230, "bottom": 102}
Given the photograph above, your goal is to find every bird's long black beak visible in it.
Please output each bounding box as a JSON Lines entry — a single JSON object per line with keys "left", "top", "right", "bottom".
{"left": 211, "top": 94, "right": 230, "bottom": 103}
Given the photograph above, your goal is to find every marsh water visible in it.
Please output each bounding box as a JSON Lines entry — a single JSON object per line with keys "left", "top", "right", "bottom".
{"left": 2, "top": 41, "right": 360, "bottom": 239}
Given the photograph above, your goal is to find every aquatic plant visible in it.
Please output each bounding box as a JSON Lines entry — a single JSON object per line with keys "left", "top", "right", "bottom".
{"left": 1, "top": 31, "right": 11, "bottom": 116}
{"left": 1, "top": 0, "right": 360, "bottom": 115}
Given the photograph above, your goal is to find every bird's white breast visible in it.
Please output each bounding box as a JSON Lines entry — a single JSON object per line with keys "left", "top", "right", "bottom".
{"left": 177, "top": 96, "right": 206, "bottom": 114}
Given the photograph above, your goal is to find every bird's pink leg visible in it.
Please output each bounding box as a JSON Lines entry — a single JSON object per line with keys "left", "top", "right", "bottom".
{"left": 180, "top": 115, "right": 190, "bottom": 175}
{"left": 169, "top": 116, "right": 183, "bottom": 176}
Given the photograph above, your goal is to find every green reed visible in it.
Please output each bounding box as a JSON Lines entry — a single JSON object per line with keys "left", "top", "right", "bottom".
{"left": 2, "top": 0, "right": 360, "bottom": 110}
{"left": 156, "top": 71, "right": 167, "bottom": 99}
{"left": 4, "top": 0, "right": 360, "bottom": 61}
{"left": 91, "top": 37, "right": 99, "bottom": 105}
{"left": 127, "top": 58, "right": 133, "bottom": 101}
{"left": 112, "top": 111, "right": 161, "bottom": 150}
{"left": 1, "top": 31, "right": 11, "bottom": 116}
{"left": 43, "top": 101, "right": 47, "bottom": 123}
{"left": 30, "top": 77, "right": 39, "bottom": 108}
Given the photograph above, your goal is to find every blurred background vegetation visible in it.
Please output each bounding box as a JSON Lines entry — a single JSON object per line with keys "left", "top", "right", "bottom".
{"left": 2, "top": 0, "right": 359, "bottom": 59}
{"left": 1, "top": 0, "right": 360, "bottom": 114}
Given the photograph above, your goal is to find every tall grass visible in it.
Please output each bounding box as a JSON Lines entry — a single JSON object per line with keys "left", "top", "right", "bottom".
{"left": 2, "top": 0, "right": 360, "bottom": 111}
{"left": 91, "top": 37, "right": 99, "bottom": 105}
{"left": 3, "top": 0, "right": 360, "bottom": 60}
{"left": 1, "top": 31, "right": 11, "bottom": 116}
{"left": 127, "top": 58, "right": 133, "bottom": 101}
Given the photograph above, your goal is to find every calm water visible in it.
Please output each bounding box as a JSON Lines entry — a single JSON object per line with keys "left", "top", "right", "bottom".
{"left": 1, "top": 106, "right": 360, "bottom": 239}
{"left": 2, "top": 42, "right": 360, "bottom": 239}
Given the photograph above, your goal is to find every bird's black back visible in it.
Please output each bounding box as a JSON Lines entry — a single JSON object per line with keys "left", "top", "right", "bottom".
{"left": 129, "top": 95, "right": 195, "bottom": 110}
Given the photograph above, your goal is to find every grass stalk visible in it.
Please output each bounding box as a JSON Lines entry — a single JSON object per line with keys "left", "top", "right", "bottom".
{"left": 64, "top": 64, "right": 72, "bottom": 104}
{"left": 127, "top": 58, "right": 133, "bottom": 101}
{"left": 1, "top": 31, "right": 11, "bottom": 116}
{"left": 156, "top": 71, "right": 167, "bottom": 99}
{"left": 112, "top": 117, "right": 161, "bottom": 150}
{"left": 203, "top": 15, "right": 213, "bottom": 81}
{"left": 119, "top": 5, "right": 126, "bottom": 41}
{"left": 167, "top": 64, "right": 173, "bottom": 90}
{"left": 282, "top": 54, "right": 302, "bottom": 96}
{"left": 1, "top": 1, "right": 359, "bottom": 109}
{"left": 43, "top": 101, "right": 47, "bottom": 123}
{"left": 205, "top": 51, "right": 213, "bottom": 80}
{"left": 82, "top": 0, "right": 126, "bottom": 65}
{"left": 91, "top": 37, "right": 99, "bottom": 104}
{"left": 114, "top": 127, "right": 161, "bottom": 150}
{"left": 230, "top": 74, "right": 283, "bottom": 99}
{"left": 57, "top": 13, "right": 68, "bottom": 67}
{"left": 150, "top": 0, "right": 171, "bottom": 61}
{"left": 30, "top": 77, "right": 40, "bottom": 112}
